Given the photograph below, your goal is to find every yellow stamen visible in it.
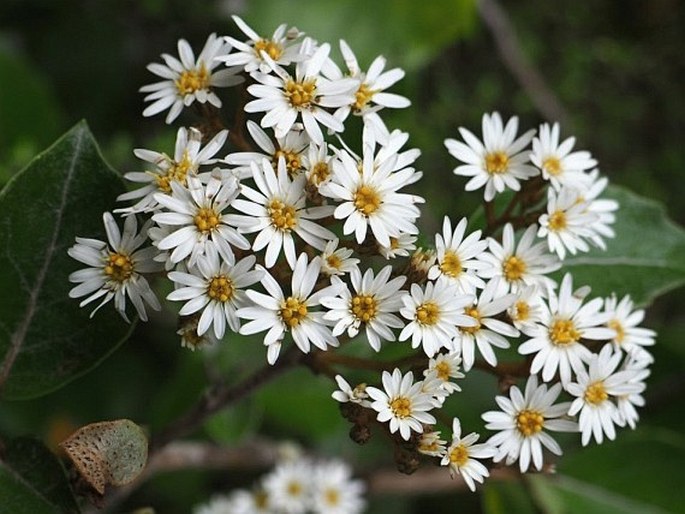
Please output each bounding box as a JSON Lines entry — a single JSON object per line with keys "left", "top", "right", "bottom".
{"left": 194, "top": 207, "right": 221, "bottom": 233}
{"left": 353, "top": 185, "right": 381, "bottom": 216}
{"left": 542, "top": 156, "right": 562, "bottom": 176}
{"left": 484, "top": 151, "right": 509, "bottom": 174}
{"left": 104, "top": 252, "right": 134, "bottom": 283}
{"left": 503, "top": 255, "right": 527, "bottom": 281}
{"left": 608, "top": 319, "right": 625, "bottom": 344}
{"left": 351, "top": 294, "right": 378, "bottom": 323}
{"left": 461, "top": 306, "right": 482, "bottom": 335}
{"left": 439, "top": 251, "right": 462, "bottom": 278}
{"left": 548, "top": 210, "right": 567, "bottom": 231}
{"left": 268, "top": 199, "right": 297, "bottom": 232}
{"left": 309, "top": 162, "right": 330, "bottom": 185}
{"left": 549, "top": 318, "right": 581, "bottom": 346}
{"left": 285, "top": 79, "right": 316, "bottom": 108}
{"left": 207, "top": 275, "right": 234, "bottom": 303}
{"left": 280, "top": 297, "right": 308, "bottom": 328}
{"left": 434, "top": 361, "right": 452, "bottom": 382}
{"left": 449, "top": 444, "right": 469, "bottom": 466}
{"left": 584, "top": 381, "right": 608, "bottom": 405}
{"left": 516, "top": 409, "right": 544, "bottom": 436}
{"left": 254, "top": 39, "right": 283, "bottom": 61}
{"left": 273, "top": 149, "right": 302, "bottom": 178}
{"left": 353, "top": 83, "right": 375, "bottom": 112}
{"left": 390, "top": 396, "right": 412, "bottom": 418}
{"left": 416, "top": 302, "right": 440, "bottom": 326}
{"left": 175, "top": 64, "right": 210, "bottom": 95}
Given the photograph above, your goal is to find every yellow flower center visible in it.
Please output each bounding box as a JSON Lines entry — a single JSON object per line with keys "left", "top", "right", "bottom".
{"left": 449, "top": 444, "right": 469, "bottom": 466}
{"left": 484, "top": 151, "right": 510, "bottom": 174}
{"left": 549, "top": 318, "right": 581, "bottom": 346}
{"left": 254, "top": 38, "right": 283, "bottom": 61}
{"left": 273, "top": 149, "right": 302, "bottom": 178}
{"left": 542, "top": 156, "right": 562, "bottom": 176}
{"left": 584, "top": 381, "right": 608, "bottom": 405}
{"left": 416, "top": 301, "right": 440, "bottom": 326}
{"left": 419, "top": 438, "right": 442, "bottom": 454}
{"left": 434, "top": 361, "right": 452, "bottom": 382}
{"left": 351, "top": 294, "right": 378, "bottom": 322}
{"left": 286, "top": 481, "right": 303, "bottom": 497}
{"left": 461, "top": 306, "right": 482, "bottom": 335}
{"left": 353, "top": 185, "right": 381, "bottom": 216}
{"left": 175, "top": 64, "right": 210, "bottom": 96}
{"left": 309, "top": 161, "right": 330, "bottom": 185}
{"left": 104, "top": 252, "right": 134, "bottom": 283}
{"left": 548, "top": 210, "right": 567, "bottom": 231}
{"left": 285, "top": 78, "right": 317, "bottom": 109}
{"left": 280, "top": 297, "right": 308, "bottom": 328}
{"left": 254, "top": 490, "right": 269, "bottom": 509}
{"left": 516, "top": 409, "right": 544, "bottom": 437}
{"left": 439, "top": 251, "right": 463, "bottom": 278}
{"left": 207, "top": 275, "right": 234, "bottom": 303}
{"left": 194, "top": 207, "right": 221, "bottom": 233}
{"left": 353, "top": 83, "right": 375, "bottom": 112}
{"left": 324, "top": 488, "right": 340, "bottom": 506}
{"left": 326, "top": 253, "right": 342, "bottom": 270}
{"left": 390, "top": 396, "right": 412, "bottom": 418}
{"left": 153, "top": 150, "right": 195, "bottom": 193}
{"left": 514, "top": 300, "right": 530, "bottom": 321}
{"left": 267, "top": 199, "right": 297, "bottom": 232}
{"left": 608, "top": 319, "right": 625, "bottom": 344}
{"left": 503, "top": 255, "right": 527, "bottom": 281}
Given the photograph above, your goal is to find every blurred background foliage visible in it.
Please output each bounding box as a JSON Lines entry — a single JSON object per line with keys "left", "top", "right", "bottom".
{"left": 1, "top": 0, "right": 684, "bottom": 512}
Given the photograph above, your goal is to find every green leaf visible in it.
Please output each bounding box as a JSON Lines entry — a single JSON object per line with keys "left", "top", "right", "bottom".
{"left": 558, "top": 428, "right": 685, "bottom": 513}
{"left": 561, "top": 185, "right": 685, "bottom": 306}
{"left": 527, "top": 474, "right": 671, "bottom": 514}
{"left": 244, "top": 0, "right": 477, "bottom": 71}
{"left": 0, "top": 121, "right": 133, "bottom": 400}
{"left": 0, "top": 437, "right": 79, "bottom": 514}
{"left": 482, "top": 479, "right": 536, "bottom": 514}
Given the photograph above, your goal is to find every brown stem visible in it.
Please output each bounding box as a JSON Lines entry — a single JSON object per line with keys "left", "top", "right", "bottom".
{"left": 477, "top": 0, "right": 570, "bottom": 126}
{"left": 151, "top": 345, "right": 302, "bottom": 453}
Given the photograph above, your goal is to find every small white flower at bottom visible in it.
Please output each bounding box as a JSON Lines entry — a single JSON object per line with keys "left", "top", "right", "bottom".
{"left": 440, "top": 418, "right": 496, "bottom": 491}
{"left": 366, "top": 368, "right": 437, "bottom": 441}
{"left": 263, "top": 459, "right": 311, "bottom": 514}
{"left": 482, "top": 375, "right": 577, "bottom": 472}
{"left": 311, "top": 460, "right": 365, "bottom": 514}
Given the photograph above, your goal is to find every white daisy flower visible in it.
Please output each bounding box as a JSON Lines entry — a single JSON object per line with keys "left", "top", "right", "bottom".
{"left": 166, "top": 243, "right": 262, "bottom": 340}
{"left": 453, "top": 279, "right": 519, "bottom": 371}
{"left": 423, "top": 352, "right": 465, "bottom": 394}
{"left": 245, "top": 39, "right": 358, "bottom": 144}
{"left": 320, "top": 146, "right": 422, "bottom": 247}
{"left": 427, "top": 216, "right": 489, "bottom": 294}
{"left": 117, "top": 127, "right": 228, "bottom": 215}
{"left": 311, "top": 460, "right": 365, "bottom": 514}
{"left": 445, "top": 112, "right": 537, "bottom": 201}
{"left": 303, "top": 140, "right": 335, "bottom": 188}
{"left": 331, "top": 375, "right": 370, "bottom": 407}
{"left": 579, "top": 169, "right": 618, "bottom": 250}
{"left": 420, "top": 373, "right": 451, "bottom": 408}
{"left": 219, "top": 15, "right": 304, "bottom": 74}
{"left": 140, "top": 33, "right": 243, "bottom": 123}
{"left": 68, "top": 212, "right": 162, "bottom": 322}
{"left": 263, "top": 459, "right": 311, "bottom": 514}
{"left": 152, "top": 173, "right": 249, "bottom": 266}
{"left": 603, "top": 294, "right": 656, "bottom": 357}
{"left": 518, "top": 274, "right": 617, "bottom": 386}
{"left": 192, "top": 494, "right": 236, "bottom": 514}
{"left": 507, "top": 285, "right": 545, "bottom": 337}
{"left": 418, "top": 430, "right": 447, "bottom": 458}
{"left": 230, "top": 158, "right": 335, "bottom": 269}
{"left": 331, "top": 39, "right": 410, "bottom": 143}
{"left": 321, "top": 265, "right": 407, "bottom": 352}
{"left": 482, "top": 375, "right": 578, "bottom": 473}
{"left": 225, "top": 120, "right": 309, "bottom": 180}
{"left": 440, "top": 418, "right": 496, "bottom": 491}
{"left": 378, "top": 234, "right": 417, "bottom": 260}
{"left": 399, "top": 279, "right": 477, "bottom": 358}
{"left": 366, "top": 368, "right": 437, "bottom": 441}
{"left": 479, "top": 223, "right": 560, "bottom": 296}
{"left": 237, "top": 254, "right": 343, "bottom": 364}
{"left": 530, "top": 122, "right": 597, "bottom": 191}
{"left": 538, "top": 186, "right": 599, "bottom": 260}
{"left": 320, "top": 238, "right": 359, "bottom": 277}
{"left": 567, "top": 344, "right": 645, "bottom": 445}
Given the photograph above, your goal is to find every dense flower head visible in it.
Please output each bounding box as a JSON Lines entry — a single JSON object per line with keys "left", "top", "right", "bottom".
{"left": 69, "top": 19, "right": 658, "bottom": 501}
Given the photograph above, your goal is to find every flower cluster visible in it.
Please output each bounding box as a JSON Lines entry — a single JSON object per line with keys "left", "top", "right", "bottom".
{"left": 67, "top": 15, "right": 656, "bottom": 495}
{"left": 194, "top": 453, "right": 365, "bottom": 514}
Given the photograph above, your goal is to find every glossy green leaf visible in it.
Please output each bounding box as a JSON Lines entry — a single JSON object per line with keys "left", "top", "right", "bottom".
{"left": 244, "top": 0, "right": 476, "bottom": 71}
{"left": 562, "top": 185, "right": 685, "bottom": 306}
{"left": 0, "top": 121, "right": 133, "bottom": 400}
{"left": 527, "top": 474, "right": 670, "bottom": 514}
{"left": 0, "top": 437, "right": 78, "bottom": 514}
{"left": 558, "top": 428, "right": 685, "bottom": 513}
